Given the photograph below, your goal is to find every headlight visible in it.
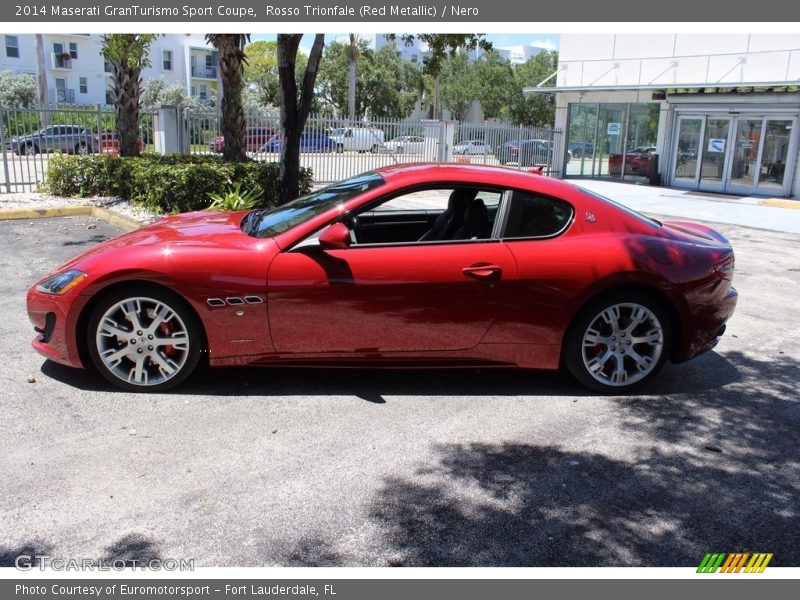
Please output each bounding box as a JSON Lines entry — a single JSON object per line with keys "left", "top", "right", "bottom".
{"left": 36, "top": 269, "right": 87, "bottom": 295}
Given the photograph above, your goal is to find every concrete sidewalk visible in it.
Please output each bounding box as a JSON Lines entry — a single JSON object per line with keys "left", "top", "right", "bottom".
{"left": 573, "top": 179, "right": 800, "bottom": 234}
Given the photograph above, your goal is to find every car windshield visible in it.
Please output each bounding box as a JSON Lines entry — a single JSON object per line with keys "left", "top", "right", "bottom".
{"left": 243, "top": 172, "right": 385, "bottom": 238}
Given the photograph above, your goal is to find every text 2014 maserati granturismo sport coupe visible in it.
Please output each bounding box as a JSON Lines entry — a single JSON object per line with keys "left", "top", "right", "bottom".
{"left": 27, "top": 164, "right": 737, "bottom": 393}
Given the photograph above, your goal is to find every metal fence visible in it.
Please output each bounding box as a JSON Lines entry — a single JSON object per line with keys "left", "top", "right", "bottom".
{"left": 0, "top": 104, "right": 155, "bottom": 192}
{"left": 1, "top": 103, "right": 561, "bottom": 193}
{"left": 185, "top": 110, "right": 563, "bottom": 183}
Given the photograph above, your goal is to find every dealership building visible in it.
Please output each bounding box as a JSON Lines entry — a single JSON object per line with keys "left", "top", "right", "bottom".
{"left": 535, "top": 34, "right": 800, "bottom": 198}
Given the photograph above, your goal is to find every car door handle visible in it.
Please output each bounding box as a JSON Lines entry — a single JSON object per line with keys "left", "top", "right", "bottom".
{"left": 462, "top": 264, "right": 502, "bottom": 281}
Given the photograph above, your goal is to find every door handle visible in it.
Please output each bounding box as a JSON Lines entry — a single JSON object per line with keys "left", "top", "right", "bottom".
{"left": 462, "top": 264, "right": 502, "bottom": 281}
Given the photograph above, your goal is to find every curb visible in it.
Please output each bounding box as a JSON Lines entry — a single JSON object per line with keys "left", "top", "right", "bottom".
{"left": 0, "top": 205, "right": 143, "bottom": 232}
{"left": 757, "top": 198, "right": 800, "bottom": 210}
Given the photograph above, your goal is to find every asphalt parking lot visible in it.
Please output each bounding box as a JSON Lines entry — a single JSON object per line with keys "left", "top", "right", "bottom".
{"left": 0, "top": 214, "right": 798, "bottom": 567}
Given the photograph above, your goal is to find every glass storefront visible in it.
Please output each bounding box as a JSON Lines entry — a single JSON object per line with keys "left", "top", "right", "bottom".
{"left": 670, "top": 113, "right": 797, "bottom": 196}
{"left": 566, "top": 103, "right": 660, "bottom": 182}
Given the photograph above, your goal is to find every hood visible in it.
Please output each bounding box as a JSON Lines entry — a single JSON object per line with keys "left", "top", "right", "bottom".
{"left": 54, "top": 210, "right": 268, "bottom": 272}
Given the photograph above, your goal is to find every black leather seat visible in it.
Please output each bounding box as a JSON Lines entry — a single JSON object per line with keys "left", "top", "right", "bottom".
{"left": 453, "top": 198, "right": 490, "bottom": 240}
{"left": 419, "top": 189, "right": 477, "bottom": 241}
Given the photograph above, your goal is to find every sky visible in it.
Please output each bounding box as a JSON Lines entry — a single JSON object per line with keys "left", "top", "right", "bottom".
{"left": 250, "top": 33, "right": 560, "bottom": 53}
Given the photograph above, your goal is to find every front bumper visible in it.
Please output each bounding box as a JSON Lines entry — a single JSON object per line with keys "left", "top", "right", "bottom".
{"left": 26, "top": 287, "right": 88, "bottom": 368}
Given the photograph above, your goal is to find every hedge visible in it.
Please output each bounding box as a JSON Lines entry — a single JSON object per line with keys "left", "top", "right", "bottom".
{"left": 44, "top": 153, "right": 314, "bottom": 214}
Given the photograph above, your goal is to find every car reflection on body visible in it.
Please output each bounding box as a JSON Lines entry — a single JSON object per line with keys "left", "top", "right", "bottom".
{"left": 27, "top": 164, "right": 737, "bottom": 393}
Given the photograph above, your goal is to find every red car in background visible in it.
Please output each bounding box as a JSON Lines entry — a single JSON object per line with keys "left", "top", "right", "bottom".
{"left": 609, "top": 146, "right": 658, "bottom": 177}
{"left": 208, "top": 127, "right": 275, "bottom": 153}
{"left": 99, "top": 132, "right": 145, "bottom": 155}
{"left": 26, "top": 164, "right": 737, "bottom": 394}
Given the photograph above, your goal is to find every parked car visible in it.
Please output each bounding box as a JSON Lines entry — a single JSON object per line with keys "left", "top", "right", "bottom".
{"left": 454, "top": 140, "right": 492, "bottom": 155}
{"left": 497, "top": 139, "right": 571, "bottom": 166}
{"left": 208, "top": 127, "right": 275, "bottom": 153}
{"left": 608, "top": 146, "right": 658, "bottom": 176}
{"left": 328, "top": 127, "right": 385, "bottom": 153}
{"left": 569, "top": 142, "right": 595, "bottom": 158}
{"left": 98, "top": 132, "right": 146, "bottom": 155}
{"left": 260, "top": 131, "right": 338, "bottom": 153}
{"left": 27, "top": 164, "right": 737, "bottom": 394}
{"left": 383, "top": 135, "right": 425, "bottom": 154}
{"left": 9, "top": 125, "right": 96, "bottom": 156}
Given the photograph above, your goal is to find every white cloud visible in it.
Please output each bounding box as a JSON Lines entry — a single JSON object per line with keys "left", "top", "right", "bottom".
{"left": 528, "top": 39, "right": 558, "bottom": 51}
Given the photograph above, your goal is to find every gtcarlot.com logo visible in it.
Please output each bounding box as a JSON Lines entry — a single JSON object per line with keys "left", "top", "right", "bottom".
{"left": 14, "top": 554, "right": 194, "bottom": 571}
{"left": 697, "top": 552, "right": 773, "bottom": 573}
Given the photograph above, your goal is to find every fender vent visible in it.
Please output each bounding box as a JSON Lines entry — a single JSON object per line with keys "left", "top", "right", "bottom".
{"left": 225, "top": 297, "right": 245, "bottom": 305}
{"left": 244, "top": 296, "right": 264, "bottom": 304}
{"left": 207, "top": 298, "right": 226, "bottom": 307}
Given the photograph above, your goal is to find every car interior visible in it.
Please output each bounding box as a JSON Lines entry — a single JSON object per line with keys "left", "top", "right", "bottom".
{"left": 345, "top": 187, "right": 503, "bottom": 245}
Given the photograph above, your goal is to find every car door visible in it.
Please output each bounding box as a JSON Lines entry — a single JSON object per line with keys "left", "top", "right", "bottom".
{"left": 266, "top": 190, "right": 518, "bottom": 354}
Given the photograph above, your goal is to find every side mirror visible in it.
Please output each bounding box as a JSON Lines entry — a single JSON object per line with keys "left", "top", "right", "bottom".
{"left": 318, "top": 222, "right": 351, "bottom": 250}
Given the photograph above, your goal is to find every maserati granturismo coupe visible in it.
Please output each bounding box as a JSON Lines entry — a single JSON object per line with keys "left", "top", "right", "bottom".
{"left": 27, "top": 164, "right": 737, "bottom": 393}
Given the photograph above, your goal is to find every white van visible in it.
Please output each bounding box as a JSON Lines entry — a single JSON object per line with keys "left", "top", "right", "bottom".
{"left": 329, "top": 127, "right": 385, "bottom": 153}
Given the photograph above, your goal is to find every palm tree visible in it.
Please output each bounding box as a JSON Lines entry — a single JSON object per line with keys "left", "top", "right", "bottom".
{"left": 348, "top": 34, "right": 358, "bottom": 121}
{"left": 101, "top": 34, "right": 156, "bottom": 157}
{"left": 206, "top": 34, "right": 250, "bottom": 162}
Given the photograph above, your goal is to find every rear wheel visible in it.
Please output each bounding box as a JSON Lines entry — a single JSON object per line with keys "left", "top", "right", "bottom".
{"left": 370, "top": 144, "right": 380, "bottom": 154}
{"left": 564, "top": 293, "right": 671, "bottom": 392}
{"left": 87, "top": 287, "right": 204, "bottom": 392}
{"left": 336, "top": 144, "right": 344, "bottom": 153}
{"left": 75, "top": 142, "right": 89, "bottom": 155}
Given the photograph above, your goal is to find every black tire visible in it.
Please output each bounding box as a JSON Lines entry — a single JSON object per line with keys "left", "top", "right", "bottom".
{"left": 563, "top": 292, "right": 672, "bottom": 393}
{"left": 370, "top": 144, "right": 380, "bottom": 154}
{"left": 75, "top": 142, "right": 89, "bottom": 155}
{"left": 87, "top": 286, "right": 205, "bottom": 392}
{"left": 336, "top": 144, "right": 344, "bottom": 154}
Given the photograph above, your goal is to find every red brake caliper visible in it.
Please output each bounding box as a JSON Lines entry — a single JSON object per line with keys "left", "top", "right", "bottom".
{"left": 159, "top": 321, "right": 177, "bottom": 357}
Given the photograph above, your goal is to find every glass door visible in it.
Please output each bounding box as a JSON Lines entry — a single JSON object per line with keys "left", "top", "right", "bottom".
{"left": 728, "top": 118, "right": 763, "bottom": 194}
{"left": 698, "top": 118, "right": 732, "bottom": 192}
{"left": 757, "top": 119, "right": 795, "bottom": 195}
{"left": 672, "top": 117, "right": 703, "bottom": 187}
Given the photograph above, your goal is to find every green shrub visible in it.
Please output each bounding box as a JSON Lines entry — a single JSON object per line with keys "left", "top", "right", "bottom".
{"left": 43, "top": 154, "right": 313, "bottom": 214}
{"left": 208, "top": 183, "right": 262, "bottom": 211}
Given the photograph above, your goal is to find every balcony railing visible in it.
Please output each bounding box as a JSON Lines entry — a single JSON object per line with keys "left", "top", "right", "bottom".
{"left": 54, "top": 88, "right": 76, "bottom": 103}
{"left": 51, "top": 53, "right": 72, "bottom": 70}
{"left": 191, "top": 66, "right": 218, "bottom": 78}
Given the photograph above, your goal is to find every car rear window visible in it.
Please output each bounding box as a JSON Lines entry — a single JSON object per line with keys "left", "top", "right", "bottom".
{"left": 502, "top": 191, "right": 574, "bottom": 239}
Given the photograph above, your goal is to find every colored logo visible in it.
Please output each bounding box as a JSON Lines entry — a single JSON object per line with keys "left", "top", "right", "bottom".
{"left": 697, "top": 552, "right": 773, "bottom": 573}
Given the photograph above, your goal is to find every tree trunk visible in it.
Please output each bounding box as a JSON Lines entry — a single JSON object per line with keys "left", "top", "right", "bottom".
{"left": 277, "top": 34, "right": 324, "bottom": 204}
{"left": 348, "top": 34, "right": 357, "bottom": 122}
{"left": 34, "top": 34, "right": 50, "bottom": 125}
{"left": 216, "top": 36, "right": 247, "bottom": 162}
{"left": 110, "top": 60, "right": 142, "bottom": 157}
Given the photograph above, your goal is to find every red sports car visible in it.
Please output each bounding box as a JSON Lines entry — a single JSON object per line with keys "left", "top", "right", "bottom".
{"left": 27, "top": 164, "right": 737, "bottom": 393}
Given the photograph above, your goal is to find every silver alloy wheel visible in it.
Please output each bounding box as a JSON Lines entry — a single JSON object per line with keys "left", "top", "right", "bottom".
{"left": 580, "top": 302, "right": 664, "bottom": 387}
{"left": 94, "top": 296, "right": 190, "bottom": 387}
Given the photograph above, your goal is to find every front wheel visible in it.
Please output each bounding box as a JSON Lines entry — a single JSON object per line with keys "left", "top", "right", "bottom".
{"left": 87, "top": 287, "right": 205, "bottom": 392}
{"left": 564, "top": 294, "right": 671, "bottom": 392}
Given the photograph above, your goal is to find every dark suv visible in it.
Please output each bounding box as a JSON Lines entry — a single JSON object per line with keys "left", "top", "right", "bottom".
{"left": 9, "top": 125, "right": 96, "bottom": 155}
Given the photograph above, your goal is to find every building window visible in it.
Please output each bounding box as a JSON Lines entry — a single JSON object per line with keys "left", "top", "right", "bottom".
{"left": 565, "top": 102, "right": 660, "bottom": 183}
{"left": 79, "top": 77, "right": 87, "bottom": 94}
{"left": 5, "top": 35, "right": 19, "bottom": 58}
{"left": 162, "top": 50, "right": 173, "bottom": 71}
{"left": 411, "top": 54, "right": 418, "bottom": 63}
{"left": 69, "top": 42, "right": 78, "bottom": 59}
{"left": 105, "top": 89, "right": 114, "bottom": 105}
{"left": 104, "top": 60, "right": 113, "bottom": 74}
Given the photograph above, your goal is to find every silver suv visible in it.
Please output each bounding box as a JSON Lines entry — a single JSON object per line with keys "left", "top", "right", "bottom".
{"left": 8, "top": 125, "right": 96, "bottom": 156}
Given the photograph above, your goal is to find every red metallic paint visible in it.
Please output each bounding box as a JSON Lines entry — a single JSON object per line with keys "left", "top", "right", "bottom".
{"left": 27, "top": 164, "right": 737, "bottom": 380}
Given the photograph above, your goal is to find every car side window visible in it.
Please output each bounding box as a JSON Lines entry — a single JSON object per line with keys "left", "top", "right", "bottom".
{"left": 349, "top": 187, "right": 504, "bottom": 245}
{"left": 502, "top": 191, "right": 574, "bottom": 239}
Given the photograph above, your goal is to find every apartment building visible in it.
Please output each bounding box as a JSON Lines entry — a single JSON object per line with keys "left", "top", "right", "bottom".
{"left": 0, "top": 33, "right": 218, "bottom": 106}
